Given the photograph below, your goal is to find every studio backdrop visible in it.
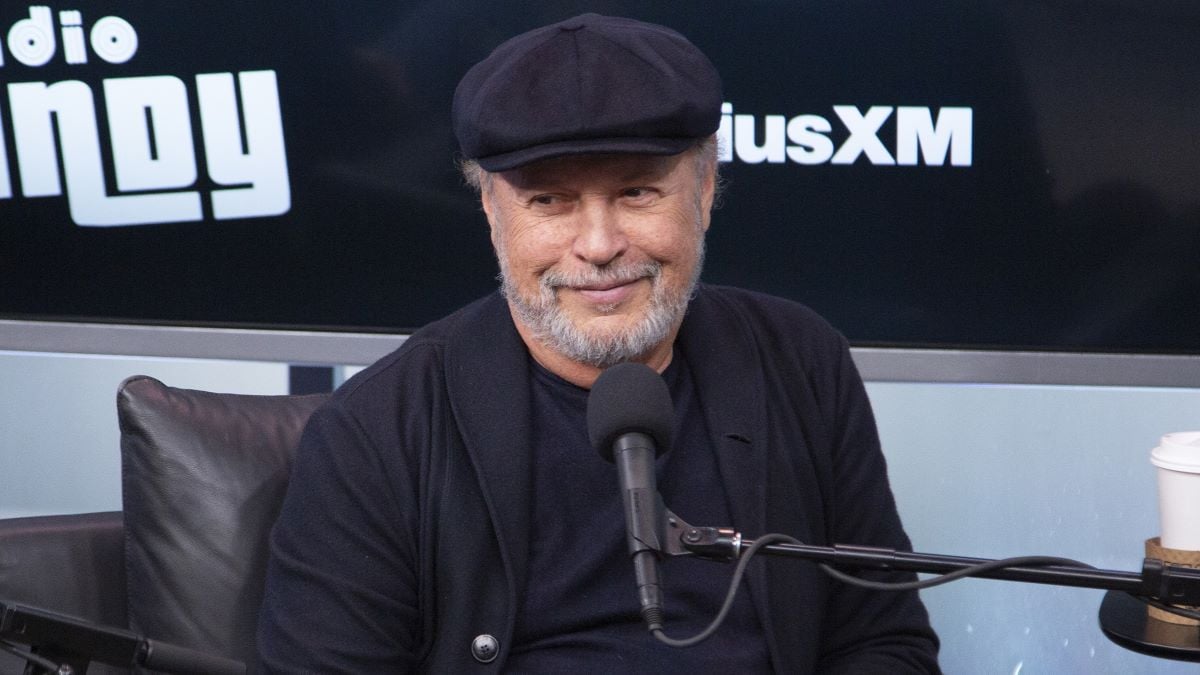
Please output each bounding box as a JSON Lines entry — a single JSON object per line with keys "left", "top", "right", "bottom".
{"left": 2, "top": 1, "right": 1197, "bottom": 354}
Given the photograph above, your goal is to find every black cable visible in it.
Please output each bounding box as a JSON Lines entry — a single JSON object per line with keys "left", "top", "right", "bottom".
{"left": 818, "top": 554, "right": 1094, "bottom": 592}
{"left": 651, "top": 533, "right": 799, "bottom": 647}
{"left": 651, "top": 532, "right": 1101, "bottom": 648}
{"left": 0, "top": 638, "right": 64, "bottom": 674}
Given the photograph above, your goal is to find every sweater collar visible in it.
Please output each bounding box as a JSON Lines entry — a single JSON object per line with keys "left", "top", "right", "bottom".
{"left": 443, "top": 292, "right": 535, "bottom": 638}
{"left": 675, "top": 286, "right": 769, "bottom": 538}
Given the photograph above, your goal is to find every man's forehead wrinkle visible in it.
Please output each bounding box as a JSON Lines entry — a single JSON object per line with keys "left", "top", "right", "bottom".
{"left": 500, "top": 155, "right": 681, "bottom": 192}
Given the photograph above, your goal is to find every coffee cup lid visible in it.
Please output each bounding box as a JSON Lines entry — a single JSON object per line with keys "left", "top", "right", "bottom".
{"left": 1151, "top": 431, "right": 1200, "bottom": 473}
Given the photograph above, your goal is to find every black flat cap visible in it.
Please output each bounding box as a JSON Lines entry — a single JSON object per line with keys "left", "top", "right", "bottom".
{"left": 453, "top": 13, "right": 722, "bottom": 172}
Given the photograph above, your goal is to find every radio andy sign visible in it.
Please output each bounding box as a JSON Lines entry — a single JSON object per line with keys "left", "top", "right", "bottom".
{"left": 0, "top": 5, "right": 290, "bottom": 227}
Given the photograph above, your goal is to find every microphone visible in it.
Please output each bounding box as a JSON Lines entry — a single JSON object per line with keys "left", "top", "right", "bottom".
{"left": 586, "top": 362, "right": 674, "bottom": 630}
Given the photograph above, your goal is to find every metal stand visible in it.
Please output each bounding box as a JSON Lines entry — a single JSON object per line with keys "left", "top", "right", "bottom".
{"left": 667, "top": 520, "right": 1200, "bottom": 662}
{"left": 1099, "top": 591, "right": 1200, "bottom": 662}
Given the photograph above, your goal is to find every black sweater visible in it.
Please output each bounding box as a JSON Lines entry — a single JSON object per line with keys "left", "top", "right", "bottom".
{"left": 258, "top": 285, "right": 940, "bottom": 672}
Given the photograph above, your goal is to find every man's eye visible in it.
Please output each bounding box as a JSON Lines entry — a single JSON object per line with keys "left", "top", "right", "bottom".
{"left": 622, "top": 187, "right": 651, "bottom": 199}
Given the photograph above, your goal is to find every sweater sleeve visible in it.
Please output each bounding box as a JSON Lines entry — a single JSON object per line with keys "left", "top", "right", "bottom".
{"left": 256, "top": 399, "right": 422, "bottom": 673}
{"left": 814, "top": 336, "right": 941, "bottom": 673}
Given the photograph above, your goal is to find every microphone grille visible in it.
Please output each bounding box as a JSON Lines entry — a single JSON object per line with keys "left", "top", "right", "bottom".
{"left": 586, "top": 362, "right": 674, "bottom": 461}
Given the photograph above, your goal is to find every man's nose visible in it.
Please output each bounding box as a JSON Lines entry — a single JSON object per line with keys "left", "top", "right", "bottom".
{"left": 571, "top": 201, "right": 627, "bottom": 266}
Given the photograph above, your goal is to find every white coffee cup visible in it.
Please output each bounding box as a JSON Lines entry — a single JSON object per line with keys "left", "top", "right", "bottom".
{"left": 1151, "top": 431, "right": 1200, "bottom": 551}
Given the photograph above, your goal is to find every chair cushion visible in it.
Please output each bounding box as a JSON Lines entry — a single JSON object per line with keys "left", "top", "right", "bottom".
{"left": 116, "top": 376, "right": 328, "bottom": 668}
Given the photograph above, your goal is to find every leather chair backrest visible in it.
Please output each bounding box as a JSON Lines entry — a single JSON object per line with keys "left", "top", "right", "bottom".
{"left": 117, "top": 376, "right": 328, "bottom": 669}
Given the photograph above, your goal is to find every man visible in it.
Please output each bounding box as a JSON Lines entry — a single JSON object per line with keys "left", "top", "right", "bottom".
{"left": 258, "top": 13, "right": 939, "bottom": 673}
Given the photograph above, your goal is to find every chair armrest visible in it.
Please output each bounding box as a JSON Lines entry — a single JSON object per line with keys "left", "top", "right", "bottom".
{"left": 0, "top": 511, "right": 127, "bottom": 627}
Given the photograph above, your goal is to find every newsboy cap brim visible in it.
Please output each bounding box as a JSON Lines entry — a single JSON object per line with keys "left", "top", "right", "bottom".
{"left": 452, "top": 13, "right": 722, "bottom": 172}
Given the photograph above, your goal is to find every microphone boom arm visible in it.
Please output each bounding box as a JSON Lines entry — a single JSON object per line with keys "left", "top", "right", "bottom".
{"left": 667, "top": 524, "right": 1200, "bottom": 606}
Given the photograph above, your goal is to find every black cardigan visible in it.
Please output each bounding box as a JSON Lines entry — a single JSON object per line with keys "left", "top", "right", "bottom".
{"left": 258, "top": 285, "right": 940, "bottom": 672}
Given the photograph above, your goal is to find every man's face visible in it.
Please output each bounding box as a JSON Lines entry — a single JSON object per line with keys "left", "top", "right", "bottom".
{"left": 482, "top": 150, "right": 715, "bottom": 368}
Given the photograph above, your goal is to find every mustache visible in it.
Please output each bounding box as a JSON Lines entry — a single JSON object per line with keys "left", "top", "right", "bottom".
{"left": 539, "top": 261, "right": 662, "bottom": 290}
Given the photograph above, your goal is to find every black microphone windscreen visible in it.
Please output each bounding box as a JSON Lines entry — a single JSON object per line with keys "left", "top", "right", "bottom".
{"left": 587, "top": 362, "right": 674, "bottom": 461}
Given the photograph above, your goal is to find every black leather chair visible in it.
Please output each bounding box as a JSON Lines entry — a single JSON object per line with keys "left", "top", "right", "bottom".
{"left": 0, "top": 376, "right": 328, "bottom": 674}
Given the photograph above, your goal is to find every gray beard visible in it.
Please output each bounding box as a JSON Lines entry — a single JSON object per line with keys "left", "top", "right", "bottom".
{"left": 498, "top": 246, "right": 704, "bottom": 369}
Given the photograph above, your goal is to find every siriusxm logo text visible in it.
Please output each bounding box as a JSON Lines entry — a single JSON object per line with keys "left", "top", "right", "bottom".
{"left": 718, "top": 103, "right": 972, "bottom": 167}
{"left": 0, "top": 6, "right": 290, "bottom": 227}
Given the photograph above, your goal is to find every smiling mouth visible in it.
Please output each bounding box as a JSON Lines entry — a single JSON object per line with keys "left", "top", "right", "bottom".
{"left": 542, "top": 261, "right": 661, "bottom": 307}
{"left": 571, "top": 277, "right": 643, "bottom": 306}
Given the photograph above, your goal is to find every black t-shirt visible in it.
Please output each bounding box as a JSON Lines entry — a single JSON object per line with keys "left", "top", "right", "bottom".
{"left": 507, "top": 351, "right": 772, "bottom": 672}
